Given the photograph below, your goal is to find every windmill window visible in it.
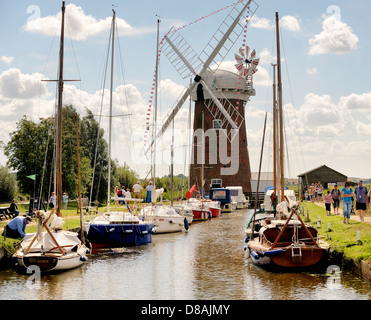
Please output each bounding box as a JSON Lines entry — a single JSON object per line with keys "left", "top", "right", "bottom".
{"left": 213, "top": 119, "right": 222, "bottom": 129}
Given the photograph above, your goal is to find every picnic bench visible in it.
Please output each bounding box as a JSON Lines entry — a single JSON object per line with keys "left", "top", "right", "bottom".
{"left": 0, "top": 207, "right": 17, "bottom": 221}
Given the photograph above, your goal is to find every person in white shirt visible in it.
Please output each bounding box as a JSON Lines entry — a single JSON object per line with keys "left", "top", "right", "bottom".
{"left": 132, "top": 181, "right": 142, "bottom": 199}
{"left": 125, "top": 188, "right": 131, "bottom": 199}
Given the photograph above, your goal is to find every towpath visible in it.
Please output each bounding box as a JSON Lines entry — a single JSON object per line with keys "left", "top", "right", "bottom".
{"left": 311, "top": 200, "right": 371, "bottom": 224}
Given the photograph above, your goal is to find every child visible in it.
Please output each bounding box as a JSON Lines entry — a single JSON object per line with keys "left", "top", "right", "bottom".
{"left": 324, "top": 190, "right": 332, "bottom": 216}
{"left": 305, "top": 191, "right": 309, "bottom": 201}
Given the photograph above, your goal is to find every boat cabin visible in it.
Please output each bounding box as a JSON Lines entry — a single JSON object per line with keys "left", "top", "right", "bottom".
{"left": 226, "top": 186, "right": 249, "bottom": 209}
{"left": 209, "top": 188, "right": 235, "bottom": 212}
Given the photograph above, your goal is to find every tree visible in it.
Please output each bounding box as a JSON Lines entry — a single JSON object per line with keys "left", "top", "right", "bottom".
{"left": 0, "top": 165, "right": 18, "bottom": 202}
{"left": 4, "top": 105, "right": 107, "bottom": 202}
{"left": 115, "top": 163, "right": 138, "bottom": 192}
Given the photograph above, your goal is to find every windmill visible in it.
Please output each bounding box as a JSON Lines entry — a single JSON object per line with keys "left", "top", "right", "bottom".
{"left": 145, "top": 0, "right": 259, "bottom": 194}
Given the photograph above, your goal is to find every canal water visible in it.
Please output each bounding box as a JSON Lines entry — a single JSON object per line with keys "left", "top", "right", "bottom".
{"left": 0, "top": 209, "right": 370, "bottom": 300}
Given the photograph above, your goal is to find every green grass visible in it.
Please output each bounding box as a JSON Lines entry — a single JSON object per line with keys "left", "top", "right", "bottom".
{"left": 302, "top": 201, "right": 371, "bottom": 262}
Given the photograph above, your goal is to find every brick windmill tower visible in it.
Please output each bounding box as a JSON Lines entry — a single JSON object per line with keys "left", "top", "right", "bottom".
{"left": 145, "top": 0, "right": 259, "bottom": 194}
{"left": 189, "top": 52, "right": 258, "bottom": 193}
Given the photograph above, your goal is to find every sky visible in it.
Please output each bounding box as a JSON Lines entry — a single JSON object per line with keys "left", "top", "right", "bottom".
{"left": 0, "top": 0, "right": 370, "bottom": 182}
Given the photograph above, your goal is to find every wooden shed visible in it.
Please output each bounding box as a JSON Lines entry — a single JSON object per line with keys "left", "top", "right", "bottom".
{"left": 297, "top": 165, "right": 347, "bottom": 195}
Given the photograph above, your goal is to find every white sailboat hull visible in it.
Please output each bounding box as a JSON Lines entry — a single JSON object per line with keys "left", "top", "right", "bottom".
{"left": 139, "top": 205, "right": 185, "bottom": 234}
{"left": 14, "top": 231, "right": 88, "bottom": 272}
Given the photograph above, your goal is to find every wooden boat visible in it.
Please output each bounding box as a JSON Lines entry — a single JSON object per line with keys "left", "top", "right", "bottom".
{"left": 246, "top": 202, "right": 330, "bottom": 268}
{"left": 245, "top": 12, "right": 330, "bottom": 270}
{"left": 14, "top": 2, "right": 88, "bottom": 272}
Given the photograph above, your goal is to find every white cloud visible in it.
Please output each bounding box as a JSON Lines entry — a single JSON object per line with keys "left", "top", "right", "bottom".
{"left": 306, "top": 67, "right": 318, "bottom": 75}
{"left": 250, "top": 16, "right": 273, "bottom": 30}
{"left": 23, "top": 4, "right": 153, "bottom": 41}
{"left": 296, "top": 93, "right": 344, "bottom": 135}
{"left": 308, "top": 16, "right": 359, "bottom": 55}
{"left": 339, "top": 92, "right": 371, "bottom": 112}
{"left": 250, "top": 15, "right": 300, "bottom": 33}
{"left": 1, "top": 56, "right": 14, "bottom": 64}
{"left": 280, "top": 16, "right": 301, "bottom": 33}
{"left": 259, "top": 48, "right": 275, "bottom": 65}
{"left": 0, "top": 68, "right": 50, "bottom": 99}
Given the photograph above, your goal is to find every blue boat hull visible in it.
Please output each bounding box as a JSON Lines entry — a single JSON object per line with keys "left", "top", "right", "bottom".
{"left": 87, "top": 223, "right": 154, "bottom": 248}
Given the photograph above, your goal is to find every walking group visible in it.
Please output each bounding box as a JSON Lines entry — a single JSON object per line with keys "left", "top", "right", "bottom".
{"left": 305, "top": 180, "right": 369, "bottom": 224}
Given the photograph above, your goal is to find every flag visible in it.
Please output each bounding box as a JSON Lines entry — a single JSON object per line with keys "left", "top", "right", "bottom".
{"left": 186, "top": 184, "right": 196, "bottom": 199}
{"left": 27, "top": 174, "right": 36, "bottom": 180}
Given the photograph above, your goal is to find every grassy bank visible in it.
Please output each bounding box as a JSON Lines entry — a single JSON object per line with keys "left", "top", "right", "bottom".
{"left": 301, "top": 201, "right": 371, "bottom": 262}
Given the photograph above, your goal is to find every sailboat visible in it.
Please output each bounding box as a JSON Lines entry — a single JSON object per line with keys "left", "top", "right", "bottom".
{"left": 138, "top": 18, "right": 186, "bottom": 234}
{"left": 83, "top": 9, "right": 155, "bottom": 249}
{"left": 245, "top": 13, "right": 330, "bottom": 269}
{"left": 14, "top": 1, "right": 88, "bottom": 272}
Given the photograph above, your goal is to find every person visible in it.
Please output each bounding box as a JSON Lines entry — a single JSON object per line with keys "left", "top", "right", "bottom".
{"left": 314, "top": 183, "right": 318, "bottom": 202}
{"left": 146, "top": 181, "right": 153, "bottom": 203}
{"left": 304, "top": 190, "right": 309, "bottom": 201}
{"left": 341, "top": 181, "right": 354, "bottom": 224}
{"left": 9, "top": 199, "right": 19, "bottom": 217}
{"left": 324, "top": 190, "right": 332, "bottom": 216}
{"left": 114, "top": 186, "right": 119, "bottom": 206}
{"left": 49, "top": 192, "right": 56, "bottom": 208}
{"left": 132, "top": 181, "right": 142, "bottom": 199}
{"left": 125, "top": 188, "right": 131, "bottom": 199}
{"left": 270, "top": 192, "right": 278, "bottom": 213}
{"left": 310, "top": 184, "right": 315, "bottom": 202}
{"left": 317, "top": 182, "right": 323, "bottom": 202}
{"left": 118, "top": 186, "right": 126, "bottom": 205}
{"left": 354, "top": 180, "right": 368, "bottom": 222}
{"left": 62, "top": 192, "right": 68, "bottom": 210}
{"left": 331, "top": 184, "right": 341, "bottom": 215}
{"left": 2, "top": 215, "right": 32, "bottom": 239}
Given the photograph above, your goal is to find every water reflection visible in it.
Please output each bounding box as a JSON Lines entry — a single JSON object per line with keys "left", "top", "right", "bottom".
{"left": 0, "top": 209, "right": 370, "bottom": 300}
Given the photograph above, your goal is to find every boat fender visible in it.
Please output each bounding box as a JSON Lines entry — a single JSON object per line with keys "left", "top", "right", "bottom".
{"left": 106, "top": 227, "right": 115, "bottom": 233}
{"left": 184, "top": 217, "right": 189, "bottom": 230}
{"left": 150, "top": 226, "right": 157, "bottom": 234}
{"left": 121, "top": 229, "right": 133, "bottom": 235}
{"left": 86, "top": 248, "right": 91, "bottom": 254}
{"left": 264, "top": 249, "right": 285, "bottom": 257}
{"left": 244, "top": 235, "right": 250, "bottom": 243}
{"left": 208, "top": 211, "right": 212, "bottom": 219}
{"left": 250, "top": 251, "right": 260, "bottom": 260}
{"left": 80, "top": 255, "right": 88, "bottom": 262}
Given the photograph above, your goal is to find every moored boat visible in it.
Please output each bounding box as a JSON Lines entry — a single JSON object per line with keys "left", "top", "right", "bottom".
{"left": 246, "top": 201, "right": 330, "bottom": 268}
{"left": 227, "top": 186, "right": 250, "bottom": 209}
{"left": 209, "top": 188, "right": 236, "bottom": 212}
{"left": 15, "top": 210, "right": 88, "bottom": 272}
{"left": 83, "top": 9, "right": 154, "bottom": 249}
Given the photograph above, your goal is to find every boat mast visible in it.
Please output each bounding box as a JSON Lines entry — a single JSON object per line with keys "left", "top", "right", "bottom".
{"left": 275, "top": 12, "right": 285, "bottom": 201}
{"left": 152, "top": 17, "right": 160, "bottom": 204}
{"left": 272, "top": 63, "right": 277, "bottom": 195}
{"left": 56, "top": 1, "right": 66, "bottom": 217}
{"left": 107, "top": 9, "right": 115, "bottom": 212}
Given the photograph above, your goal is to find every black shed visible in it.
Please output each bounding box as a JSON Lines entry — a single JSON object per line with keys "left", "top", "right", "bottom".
{"left": 298, "top": 165, "right": 347, "bottom": 195}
